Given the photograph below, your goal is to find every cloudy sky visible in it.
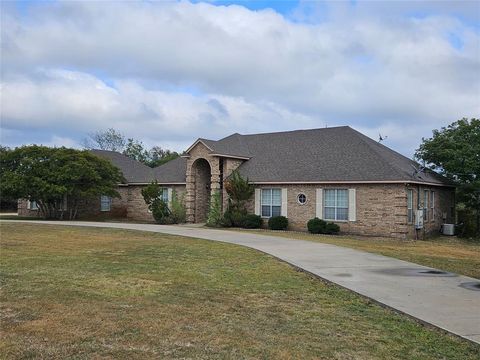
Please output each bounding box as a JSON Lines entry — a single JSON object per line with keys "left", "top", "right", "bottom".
{"left": 1, "top": 0, "right": 479, "bottom": 157}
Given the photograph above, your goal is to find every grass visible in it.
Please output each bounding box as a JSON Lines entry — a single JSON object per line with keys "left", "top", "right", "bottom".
{"left": 0, "top": 224, "right": 479, "bottom": 359}
{"left": 228, "top": 228, "right": 480, "bottom": 279}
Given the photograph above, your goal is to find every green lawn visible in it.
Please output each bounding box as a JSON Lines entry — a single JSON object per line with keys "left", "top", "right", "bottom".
{"left": 228, "top": 229, "right": 480, "bottom": 279}
{"left": 0, "top": 224, "right": 478, "bottom": 359}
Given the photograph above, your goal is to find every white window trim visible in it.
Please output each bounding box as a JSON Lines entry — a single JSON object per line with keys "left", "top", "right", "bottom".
{"left": 297, "top": 193, "right": 307, "bottom": 205}
{"left": 28, "top": 200, "right": 38, "bottom": 210}
{"left": 407, "top": 189, "right": 414, "bottom": 224}
{"left": 260, "top": 188, "right": 282, "bottom": 218}
{"left": 323, "top": 189, "right": 349, "bottom": 222}
{"left": 431, "top": 190, "right": 435, "bottom": 222}
{"left": 423, "top": 190, "right": 429, "bottom": 221}
{"left": 100, "top": 195, "right": 112, "bottom": 212}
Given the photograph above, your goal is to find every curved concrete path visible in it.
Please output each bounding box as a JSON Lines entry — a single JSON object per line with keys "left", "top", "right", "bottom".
{"left": 2, "top": 220, "right": 479, "bottom": 344}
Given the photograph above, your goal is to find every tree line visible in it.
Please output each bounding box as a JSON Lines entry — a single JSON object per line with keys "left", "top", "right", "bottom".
{"left": 82, "top": 128, "right": 180, "bottom": 167}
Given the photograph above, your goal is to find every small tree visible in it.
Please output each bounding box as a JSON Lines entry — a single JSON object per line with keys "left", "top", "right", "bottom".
{"left": 224, "top": 170, "right": 254, "bottom": 208}
{"left": 222, "top": 170, "right": 255, "bottom": 227}
{"left": 0, "top": 146, "right": 123, "bottom": 219}
{"left": 141, "top": 181, "right": 172, "bottom": 224}
{"left": 206, "top": 191, "right": 223, "bottom": 227}
{"left": 170, "top": 190, "right": 186, "bottom": 223}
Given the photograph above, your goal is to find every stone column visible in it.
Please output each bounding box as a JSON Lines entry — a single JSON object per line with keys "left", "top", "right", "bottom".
{"left": 185, "top": 161, "right": 195, "bottom": 223}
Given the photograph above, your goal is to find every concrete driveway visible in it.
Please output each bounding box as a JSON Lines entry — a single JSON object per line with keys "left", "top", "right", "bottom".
{"left": 2, "top": 220, "right": 480, "bottom": 344}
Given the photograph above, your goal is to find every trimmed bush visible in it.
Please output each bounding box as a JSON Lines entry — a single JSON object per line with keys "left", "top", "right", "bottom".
{"left": 307, "top": 217, "right": 340, "bottom": 234}
{"left": 243, "top": 214, "right": 262, "bottom": 229}
{"left": 325, "top": 222, "right": 340, "bottom": 234}
{"left": 307, "top": 217, "right": 327, "bottom": 234}
{"left": 268, "top": 216, "right": 288, "bottom": 230}
{"left": 221, "top": 204, "right": 247, "bottom": 228}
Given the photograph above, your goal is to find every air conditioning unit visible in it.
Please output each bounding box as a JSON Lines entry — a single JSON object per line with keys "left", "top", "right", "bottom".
{"left": 442, "top": 224, "right": 455, "bottom": 236}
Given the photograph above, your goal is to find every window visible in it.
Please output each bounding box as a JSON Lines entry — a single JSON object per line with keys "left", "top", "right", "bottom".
{"left": 147, "top": 188, "right": 169, "bottom": 213}
{"left": 261, "top": 188, "right": 281, "bottom": 218}
{"left": 407, "top": 189, "right": 413, "bottom": 223}
{"left": 423, "top": 190, "right": 429, "bottom": 221}
{"left": 28, "top": 200, "right": 38, "bottom": 210}
{"left": 324, "top": 189, "right": 348, "bottom": 221}
{"left": 100, "top": 195, "right": 112, "bottom": 212}
{"left": 297, "top": 193, "right": 307, "bottom": 205}
{"left": 160, "top": 188, "right": 169, "bottom": 203}
{"left": 430, "top": 191, "right": 435, "bottom": 221}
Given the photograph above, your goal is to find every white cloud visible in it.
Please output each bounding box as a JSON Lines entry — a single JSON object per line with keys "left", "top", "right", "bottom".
{"left": 1, "top": 1, "right": 479, "bottom": 156}
{"left": 1, "top": 69, "right": 319, "bottom": 151}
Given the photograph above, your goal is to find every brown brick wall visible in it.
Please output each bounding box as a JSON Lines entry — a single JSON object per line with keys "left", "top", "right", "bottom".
{"left": 405, "top": 185, "right": 455, "bottom": 238}
{"left": 18, "top": 184, "right": 187, "bottom": 222}
{"left": 126, "top": 185, "right": 186, "bottom": 222}
{"left": 249, "top": 183, "right": 455, "bottom": 239}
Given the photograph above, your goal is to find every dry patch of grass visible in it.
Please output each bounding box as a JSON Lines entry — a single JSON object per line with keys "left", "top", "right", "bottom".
{"left": 231, "top": 228, "right": 480, "bottom": 279}
{"left": 1, "top": 223, "right": 479, "bottom": 359}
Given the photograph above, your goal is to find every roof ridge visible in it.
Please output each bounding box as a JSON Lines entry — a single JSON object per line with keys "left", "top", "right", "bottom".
{"left": 237, "top": 126, "right": 350, "bottom": 138}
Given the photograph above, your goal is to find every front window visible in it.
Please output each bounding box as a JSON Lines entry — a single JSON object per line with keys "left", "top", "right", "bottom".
{"left": 261, "top": 188, "right": 281, "bottom": 218}
{"left": 160, "top": 188, "right": 168, "bottom": 203}
{"left": 407, "top": 189, "right": 413, "bottom": 223}
{"left": 324, "top": 189, "right": 348, "bottom": 221}
{"left": 430, "top": 191, "right": 435, "bottom": 221}
{"left": 29, "top": 200, "right": 38, "bottom": 210}
{"left": 423, "top": 190, "right": 429, "bottom": 221}
{"left": 100, "top": 195, "right": 112, "bottom": 212}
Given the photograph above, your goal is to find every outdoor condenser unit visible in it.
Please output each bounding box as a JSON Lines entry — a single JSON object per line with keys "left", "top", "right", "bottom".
{"left": 442, "top": 224, "right": 455, "bottom": 236}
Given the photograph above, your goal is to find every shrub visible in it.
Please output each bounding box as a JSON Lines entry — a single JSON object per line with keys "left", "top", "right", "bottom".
{"left": 307, "top": 217, "right": 340, "bottom": 234}
{"left": 206, "top": 191, "right": 223, "bottom": 227}
{"left": 268, "top": 216, "right": 288, "bottom": 230}
{"left": 243, "top": 214, "right": 262, "bottom": 229}
{"left": 221, "top": 200, "right": 248, "bottom": 227}
{"left": 150, "top": 199, "right": 173, "bottom": 224}
{"left": 307, "top": 217, "right": 327, "bottom": 234}
{"left": 325, "top": 222, "right": 340, "bottom": 234}
{"left": 170, "top": 190, "right": 186, "bottom": 224}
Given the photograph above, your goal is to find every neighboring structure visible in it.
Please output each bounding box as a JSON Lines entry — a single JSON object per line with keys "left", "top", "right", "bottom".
{"left": 18, "top": 126, "right": 455, "bottom": 238}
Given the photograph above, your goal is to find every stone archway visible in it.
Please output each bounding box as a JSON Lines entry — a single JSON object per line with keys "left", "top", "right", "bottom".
{"left": 191, "top": 158, "right": 212, "bottom": 223}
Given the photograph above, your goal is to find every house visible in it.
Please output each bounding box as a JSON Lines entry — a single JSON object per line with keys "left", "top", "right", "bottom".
{"left": 18, "top": 126, "right": 455, "bottom": 238}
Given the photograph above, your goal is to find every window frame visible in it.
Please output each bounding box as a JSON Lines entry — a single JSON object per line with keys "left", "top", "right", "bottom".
{"left": 297, "top": 193, "right": 307, "bottom": 205}
{"left": 323, "top": 189, "right": 349, "bottom": 222}
{"left": 100, "top": 195, "right": 112, "bottom": 212}
{"left": 260, "top": 188, "right": 282, "bottom": 218}
{"left": 160, "top": 188, "right": 169, "bottom": 203}
{"left": 407, "top": 189, "right": 414, "bottom": 224}
{"left": 430, "top": 190, "right": 435, "bottom": 222}
{"left": 28, "top": 200, "right": 39, "bottom": 211}
{"left": 423, "top": 190, "right": 429, "bottom": 221}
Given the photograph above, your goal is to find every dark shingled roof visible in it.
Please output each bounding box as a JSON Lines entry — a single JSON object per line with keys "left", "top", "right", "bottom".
{"left": 90, "top": 149, "right": 155, "bottom": 183}
{"left": 90, "top": 149, "right": 187, "bottom": 184}
{"left": 188, "top": 126, "right": 452, "bottom": 185}
{"left": 92, "top": 127, "right": 452, "bottom": 186}
{"left": 152, "top": 157, "right": 187, "bottom": 183}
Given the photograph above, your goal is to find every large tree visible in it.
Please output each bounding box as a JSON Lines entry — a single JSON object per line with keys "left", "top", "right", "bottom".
{"left": 83, "top": 128, "right": 126, "bottom": 152}
{"left": 0, "top": 146, "right": 123, "bottom": 219}
{"left": 415, "top": 118, "right": 480, "bottom": 236}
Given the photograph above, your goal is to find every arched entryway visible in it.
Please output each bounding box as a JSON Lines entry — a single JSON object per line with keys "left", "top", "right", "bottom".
{"left": 192, "top": 158, "right": 211, "bottom": 223}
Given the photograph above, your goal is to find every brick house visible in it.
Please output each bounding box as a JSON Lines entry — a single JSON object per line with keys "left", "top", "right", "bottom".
{"left": 19, "top": 126, "right": 455, "bottom": 238}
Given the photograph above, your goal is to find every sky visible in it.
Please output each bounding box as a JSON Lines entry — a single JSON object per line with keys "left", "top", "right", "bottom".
{"left": 1, "top": 0, "right": 479, "bottom": 158}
